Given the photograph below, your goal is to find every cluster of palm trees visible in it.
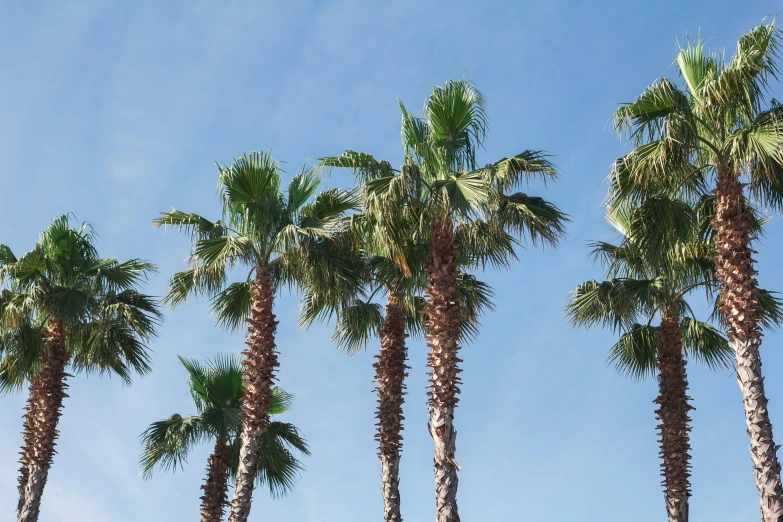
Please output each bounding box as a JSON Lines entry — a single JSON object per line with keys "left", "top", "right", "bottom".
{"left": 2, "top": 17, "right": 783, "bottom": 522}
{"left": 568, "top": 20, "right": 783, "bottom": 522}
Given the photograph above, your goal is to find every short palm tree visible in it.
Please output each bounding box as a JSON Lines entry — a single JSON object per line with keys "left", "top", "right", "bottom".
{"left": 324, "top": 79, "right": 568, "bottom": 522}
{"left": 154, "top": 151, "right": 358, "bottom": 522}
{"left": 609, "top": 20, "right": 783, "bottom": 518}
{"left": 140, "top": 354, "right": 309, "bottom": 522}
{"left": 0, "top": 214, "right": 162, "bottom": 522}
{"left": 567, "top": 197, "right": 736, "bottom": 522}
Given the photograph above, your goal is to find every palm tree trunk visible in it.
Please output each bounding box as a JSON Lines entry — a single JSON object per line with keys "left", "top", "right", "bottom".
{"left": 655, "top": 305, "right": 692, "bottom": 522}
{"left": 425, "top": 214, "right": 462, "bottom": 522}
{"left": 200, "top": 436, "right": 230, "bottom": 522}
{"left": 17, "top": 381, "right": 40, "bottom": 516}
{"left": 18, "top": 317, "right": 69, "bottom": 522}
{"left": 713, "top": 169, "right": 783, "bottom": 522}
{"left": 227, "top": 265, "right": 279, "bottom": 522}
{"left": 375, "top": 291, "right": 409, "bottom": 522}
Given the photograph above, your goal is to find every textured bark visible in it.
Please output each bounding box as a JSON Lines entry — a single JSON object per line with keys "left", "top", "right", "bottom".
{"left": 375, "top": 292, "right": 409, "bottom": 522}
{"left": 18, "top": 317, "right": 69, "bottom": 522}
{"left": 200, "top": 436, "right": 230, "bottom": 522}
{"left": 712, "top": 170, "right": 783, "bottom": 522}
{"left": 17, "top": 381, "right": 40, "bottom": 515}
{"left": 424, "top": 214, "right": 462, "bottom": 522}
{"left": 655, "top": 305, "right": 692, "bottom": 522}
{"left": 227, "top": 265, "right": 279, "bottom": 522}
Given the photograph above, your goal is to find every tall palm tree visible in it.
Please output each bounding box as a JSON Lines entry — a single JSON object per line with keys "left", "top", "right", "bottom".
{"left": 0, "top": 214, "right": 162, "bottom": 522}
{"left": 140, "top": 354, "right": 309, "bottom": 522}
{"left": 299, "top": 201, "right": 494, "bottom": 522}
{"left": 299, "top": 203, "right": 424, "bottom": 522}
{"left": 567, "top": 197, "right": 736, "bottom": 522}
{"left": 154, "top": 151, "right": 359, "bottom": 522}
{"left": 325, "top": 80, "right": 568, "bottom": 521}
{"left": 609, "top": 21, "right": 783, "bottom": 519}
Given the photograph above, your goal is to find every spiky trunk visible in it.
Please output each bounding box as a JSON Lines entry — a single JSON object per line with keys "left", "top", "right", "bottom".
{"left": 655, "top": 305, "right": 692, "bottom": 522}
{"left": 17, "top": 381, "right": 40, "bottom": 515}
{"left": 227, "top": 265, "right": 279, "bottom": 522}
{"left": 713, "top": 169, "right": 783, "bottom": 522}
{"left": 425, "top": 214, "right": 462, "bottom": 522}
{"left": 18, "top": 317, "right": 69, "bottom": 522}
{"left": 200, "top": 436, "right": 230, "bottom": 522}
{"left": 375, "top": 291, "right": 409, "bottom": 522}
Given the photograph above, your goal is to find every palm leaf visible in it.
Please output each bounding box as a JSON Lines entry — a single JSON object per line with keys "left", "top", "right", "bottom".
{"left": 607, "top": 324, "right": 659, "bottom": 379}
{"left": 332, "top": 300, "right": 384, "bottom": 355}
{"left": 680, "top": 318, "right": 733, "bottom": 371}
{"left": 139, "top": 414, "right": 207, "bottom": 478}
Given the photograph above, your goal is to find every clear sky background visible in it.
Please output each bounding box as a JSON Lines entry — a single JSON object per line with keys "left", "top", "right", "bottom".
{"left": 2, "top": 2, "right": 783, "bottom": 521}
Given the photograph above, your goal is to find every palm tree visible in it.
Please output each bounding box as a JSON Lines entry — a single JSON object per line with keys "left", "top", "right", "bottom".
{"left": 0, "top": 214, "right": 162, "bottom": 522}
{"left": 324, "top": 80, "right": 568, "bottom": 522}
{"left": 299, "top": 201, "right": 494, "bottom": 522}
{"left": 140, "top": 354, "right": 309, "bottom": 522}
{"left": 299, "top": 203, "right": 423, "bottom": 522}
{"left": 609, "top": 20, "right": 783, "bottom": 519}
{"left": 567, "top": 197, "right": 737, "bottom": 522}
{"left": 154, "top": 150, "right": 358, "bottom": 522}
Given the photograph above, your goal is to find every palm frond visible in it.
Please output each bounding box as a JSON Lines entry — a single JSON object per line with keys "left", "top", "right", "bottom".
{"left": 399, "top": 101, "right": 430, "bottom": 161}
{"left": 296, "top": 188, "right": 359, "bottom": 238}
{"left": 457, "top": 275, "right": 494, "bottom": 343}
{"left": 0, "top": 244, "right": 17, "bottom": 267}
{"left": 612, "top": 78, "right": 693, "bottom": 142}
{"left": 0, "top": 322, "right": 44, "bottom": 395}
{"left": 607, "top": 324, "right": 659, "bottom": 380}
{"left": 495, "top": 192, "right": 569, "bottom": 247}
{"left": 319, "top": 151, "right": 396, "bottom": 182}
{"left": 757, "top": 288, "right": 783, "bottom": 330}
{"left": 217, "top": 151, "right": 283, "bottom": 219}
{"left": 332, "top": 300, "right": 384, "bottom": 355}
{"left": 68, "top": 317, "right": 154, "bottom": 383}
{"left": 211, "top": 281, "right": 252, "bottom": 332}
{"left": 676, "top": 35, "right": 718, "bottom": 101}
{"left": 425, "top": 78, "right": 488, "bottom": 172}
{"left": 139, "top": 414, "right": 207, "bottom": 478}
{"left": 268, "top": 386, "right": 294, "bottom": 416}
{"left": 227, "top": 421, "right": 309, "bottom": 498}
{"left": 430, "top": 170, "right": 490, "bottom": 214}
{"left": 89, "top": 259, "right": 157, "bottom": 293}
{"left": 708, "top": 20, "right": 780, "bottom": 118}
{"left": 479, "top": 151, "right": 559, "bottom": 190}
{"left": 566, "top": 278, "right": 661, "bottom": 332}
{"left": 153, "top": 211, "right": 226, "bottom": 241}
{"left": 287, "top": 167, "right": 323, "bottom": 212}
{"left": 680, "top": 317, "right": 734, "bottom": 371}
{"left": 455, "top": 220, "right": 516, "bottom": 270}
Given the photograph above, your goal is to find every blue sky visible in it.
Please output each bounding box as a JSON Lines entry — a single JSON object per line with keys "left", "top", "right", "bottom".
{"left": 2, "top": 1, "right": 783, "bottom": 521}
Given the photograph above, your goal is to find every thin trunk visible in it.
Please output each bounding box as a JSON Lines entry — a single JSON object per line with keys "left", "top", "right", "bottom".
{"left": 655, "top": 305, "right": 692, "bottom": 522}
{"left": 200, "top": 436, "right": 230, "bottom": 522}
{"left": 713, "top": 170, "right": 783, "bottom": 522}
{"left": 18, "top": 317, "right": 69, "bottom": 522}
{"left": 424, "top": 214, "right": 462, "bottom": 522}
{"left": 227, "top": 265, "right": 279, "bottom": 522}
{"left": 375, "top": 292, "right": 409, "bottom": 522}
{"left": 17, "top": 381, "right": 40, "bottom": 515}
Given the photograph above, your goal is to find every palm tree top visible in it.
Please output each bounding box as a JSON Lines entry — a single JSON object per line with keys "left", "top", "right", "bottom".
{"left": 608, "top": 19, "right": 783, "bottom": 212}
{"left": 566, "top": 194, "right": 783, "bottom": 379}
{"left": 322, "top": 80, "right": 565, "bottom": 228}
{"left": 179, "top": 353, "right": 292, "bottom": 420}
{"left": 0, "top": 214, "right": 162, "bottom": 393}
{"left": 139, "top": 353, "right": 309, "bottom": 496}
{"left": 154, "top": 150, "right": 363, "bottom": 331}
{"left": 308, "top": 79, "right": 568, "bottom": 355}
